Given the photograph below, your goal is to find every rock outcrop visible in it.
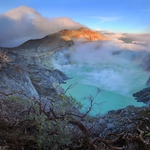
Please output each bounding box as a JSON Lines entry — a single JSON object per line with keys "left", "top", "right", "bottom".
{"left": 133, "top": 87, "right": 150, "bottom": 105}
{"left": 96, "top": 105, "right": 150, "bottom": 136}
{"left": 146, "top": 77, "right": 150, "bottom": 86}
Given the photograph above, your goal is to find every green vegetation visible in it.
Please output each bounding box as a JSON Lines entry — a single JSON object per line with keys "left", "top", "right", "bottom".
{"left": 146, "top": 133, "right": 150, "bottom": 138}
{"left": 0, "top": 93, "right": 84, "bottom": 150}
{"left": 31, "top": 94, "right": 82, "bottom": 150}
{"left": 0, "top": 91, "right": 150, "bottom": 150}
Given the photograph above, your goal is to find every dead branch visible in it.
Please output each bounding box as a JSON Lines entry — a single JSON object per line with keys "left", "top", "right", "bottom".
{"left": 64, "top": 82, "right": 77, "bottom": 94}
{"left": 133, "top": 120, "right": 150, "bottom": 149}
{"left": 0, "top": 90, "right": 150, "bottom": 150}
{"left": 69, "top": 120, "right": 89, "bottom": 137}
{"left": 82, "top": 88, "right": 101, "bottom": 118}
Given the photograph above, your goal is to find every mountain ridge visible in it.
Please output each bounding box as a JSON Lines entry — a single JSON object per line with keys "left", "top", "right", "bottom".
{"left": 1, "top": 27, "right": 108, "bottom": 50}
{"left": 59, "top": 27, "right": 108, "bottom": 41}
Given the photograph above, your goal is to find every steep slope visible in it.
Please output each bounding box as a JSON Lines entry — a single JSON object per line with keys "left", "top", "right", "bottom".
{"left": 0, "top": 27, "right": 108, "bottom": 100}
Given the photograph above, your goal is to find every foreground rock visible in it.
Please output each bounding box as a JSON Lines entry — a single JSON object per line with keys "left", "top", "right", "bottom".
{"left": 0, "top": 96, "right": 150, "bottom": 150}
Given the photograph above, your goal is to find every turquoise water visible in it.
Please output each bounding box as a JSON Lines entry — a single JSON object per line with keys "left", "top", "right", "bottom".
{"left": 61, "top": 64, "right": 147, "bottom": 115}
{"left": 52, "top": 41, "right": 149, "bottom": 115}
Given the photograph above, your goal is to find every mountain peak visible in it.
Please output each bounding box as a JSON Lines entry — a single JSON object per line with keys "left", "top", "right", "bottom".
{"left": 59, "top": 27, "right": 108, "bottom": 41}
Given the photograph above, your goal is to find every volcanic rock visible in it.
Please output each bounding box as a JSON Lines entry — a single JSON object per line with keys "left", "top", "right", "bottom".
{"left": 0, "top": 27, "right": 107, "bottom": 100}
{"left": 133, "top": 87, "right": 150, "bottom": 105}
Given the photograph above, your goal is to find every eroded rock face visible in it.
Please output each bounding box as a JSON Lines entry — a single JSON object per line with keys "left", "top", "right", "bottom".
{"left": 0, "top": 52, "right": 69, "bottom": 100}
{"left": 133, "top": 87, "right": 150, "bottom": 105}
{"left": 0, "top": 37, "right": 71, "bottom": 99}
{"left": 27, "top": 64, "right": 69, "bottom": 97}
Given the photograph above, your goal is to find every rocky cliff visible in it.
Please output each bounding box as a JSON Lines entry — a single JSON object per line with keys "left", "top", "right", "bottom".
{"left": 0, "top": 27, "right": 107, "bottom": 101}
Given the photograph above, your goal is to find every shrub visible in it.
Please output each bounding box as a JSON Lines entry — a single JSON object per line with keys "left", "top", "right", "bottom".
{"left": 0, "top": 94, "right": 83, "bottom": 149}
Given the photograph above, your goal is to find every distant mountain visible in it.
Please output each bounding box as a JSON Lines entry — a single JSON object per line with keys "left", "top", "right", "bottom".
{"left": 60, "top": 27, "right": 108, "bottom": 41}
{"left": 1, "top": 27, "right": 107, "bottom": 58}
{"left": 13, "top": 27, "right": 107, "bottom": 48}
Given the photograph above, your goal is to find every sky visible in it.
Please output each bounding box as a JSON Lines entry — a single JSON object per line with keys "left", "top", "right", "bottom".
{"left": 0, "top": 0, "right": 150, "bottom": 47}
{"left": 1, "top": 0, "right": 150, "bottom": 33}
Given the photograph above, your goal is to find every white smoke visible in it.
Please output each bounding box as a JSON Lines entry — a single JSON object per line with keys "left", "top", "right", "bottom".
{"left": 52, "top": 30, "right": 150, "bottom": 68}
{"left": 67, "top": 35, "right": 148, "bottom": 65}
{"left": 52, "top": 32, "right": 150, "bottom": 96}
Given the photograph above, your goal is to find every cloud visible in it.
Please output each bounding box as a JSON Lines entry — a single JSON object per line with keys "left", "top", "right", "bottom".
{"left": 131, "top": 41, "right": 146, "bottom": 45}
{"left": 100, "top": 31, "right": 150, "bottom": 51}
{"left": 91, "top": 16, "right": 121, "bottom": 24}
{"left": 53, "top": 31, "right": 150, "bottom": 68}
{"left": 0, "top": 6, "right": 84, "bottom": 47}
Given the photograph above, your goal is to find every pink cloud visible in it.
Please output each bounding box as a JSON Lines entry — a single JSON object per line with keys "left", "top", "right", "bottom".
{"left": 0, "top": 6, "right": 84, "bottom": 47}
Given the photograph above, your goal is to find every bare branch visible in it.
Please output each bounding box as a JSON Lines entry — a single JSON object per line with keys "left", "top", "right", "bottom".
{"left": 82, "top": 88, "right": 101, "bottom": 118}
{"left": 64, "top": 82, "right": 77, "bottom": 94}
